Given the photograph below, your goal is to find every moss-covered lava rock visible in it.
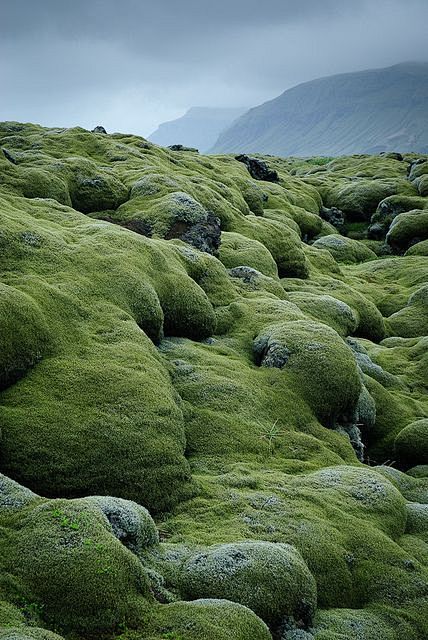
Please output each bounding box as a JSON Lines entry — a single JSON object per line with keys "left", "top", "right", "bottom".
{"left": 0, "top": 122, "right": 427, "bottom": 640}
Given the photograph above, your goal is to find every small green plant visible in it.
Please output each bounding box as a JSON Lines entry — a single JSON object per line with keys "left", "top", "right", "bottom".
{"left": 305, "top": 156, "right": 333, "bottom": 166}
{"left": 17, "top": 597, "right": 45, "bottom": 622}
{"left": 51, "top": 508, "right": 80, "bottom": 530}
{"left": 258, "top": 419, "right": 285, "bottom": 456}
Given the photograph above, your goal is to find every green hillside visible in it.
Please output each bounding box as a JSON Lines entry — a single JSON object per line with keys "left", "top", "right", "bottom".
{"left": 211, "top": 63, "right": 428, "bottom": 156}
{"left": 0, "top": 122, "right": 428, "bottom": 640}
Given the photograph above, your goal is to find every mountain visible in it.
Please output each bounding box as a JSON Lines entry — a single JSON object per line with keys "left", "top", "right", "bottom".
{"left": 210, "top": 62, "right": 428, "bottom": 156}
{"left": 148, "top": 106, "right": 247, "bottom": 152}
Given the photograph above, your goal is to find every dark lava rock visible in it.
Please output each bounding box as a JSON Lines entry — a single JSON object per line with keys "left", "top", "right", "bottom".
{"left": 367, "top": 222, "right": 384, "bottom": 240}
{"left": 253, "top": 333, "right": 290, "bottom": 369}
{"left": 235, "top": 154, "right": 279, "bottom": 183}
{"left": 97, "top": 216, "right": 153, "bottom": 237}
{"left": 407, "top": 157, "right": 427, "bottom": 176}
{"left": 228, "top": 266, "right": 263, "bottom": 284}
{"left": 121, "top": 219, "right": 153, "bottom": 237}
{"left": 380, "top": 152, "right": 403, "bottom": 161}
{"left": 167, "top": 212, "right": 221, "bottom": 255}
{"left": 92, "top": 125, "right": 107, "bottom": 134}
{"left": 320, "top": 206, "right": 345, "bottom": 232}
{"left": 168, "top": 144, "right": 199, "bottom": 153}
{"left": 2, "top": 148, "right": 17, "bottom": 164}
{"left": 335, "top": 422, "right": 365, "bottom": 461}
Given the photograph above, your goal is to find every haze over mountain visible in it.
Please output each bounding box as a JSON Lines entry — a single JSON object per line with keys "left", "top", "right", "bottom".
{"left": 148, "top": 107, "right": 247, "bottom": 152}
{"left": 211, "top": 63, "right": 428, "bottom": 156}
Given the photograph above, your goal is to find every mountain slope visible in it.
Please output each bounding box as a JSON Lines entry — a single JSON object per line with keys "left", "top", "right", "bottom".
{"left": 211, "top": 63, "right": 428, "bottom": 156}
{"left": 148, "top": 106, "right": 247, "bottom": 152}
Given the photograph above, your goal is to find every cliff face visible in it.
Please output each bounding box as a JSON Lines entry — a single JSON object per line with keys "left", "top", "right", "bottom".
{"left": 148, "top": 106, "right": 247, "bottom": 152}
{"left": 0, "top": 122, "right": 427, "bottom": 640}
{"left": 211, "top": 63, "right": 428, "bottom": 156}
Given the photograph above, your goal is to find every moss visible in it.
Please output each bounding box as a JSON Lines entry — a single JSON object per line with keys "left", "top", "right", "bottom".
{"left": 84, "top": 495, "right": 159, "bottom": 555}
{"left": 386, "top": 211, "right": 428, "bottom": 252}
{"left": 286, "top": 293, "right": 358, "bottom": 337}
{"left": 0, "top": 284, "right": 50, "bottom": 390}
{"left": 312, "top": 235, "right": 377, "bottom": 264}
{"left": 253, "top": 320, "right": 361, "bottom": 426}
{"left": 324, "top": 180, "right": 412, "bottom": 222}
{"left": 313, "top": 604, "right": 426, "bottom": 640}
{"left": 178, "top": 541, "right": 316, "bottom": 625}
{"left": 0, "top": 123, "right": 427, "bottom": 640}
{"left": 238, "top": 178, "right": 266, "bottom": 216}
{"left": 415, "top": 174, "right": 428, "bottom": 197}
{"left": 0, "top": 629, "right": 66, "bottom": 640}
{"left": 282, "top": 276, "right": 386, "bottom": 342}
{"left": 395, "top": 420, "right": 428, "bottom": 467}
{"left": 0, "top": 600, "right": 26, "bottom": 627}
{"left": 116, "top": 191, "right": 208, "bottom": 238}
{"left": 370, "top": 193, "right": 428, "bottom": 234}
{"left": 65, "top": 157, "right": 129, "bottom": 213}
{"left": 387, "top": 285, "right": 428, "bottom": 338}
{"left": 19, "top": 168, "right": 71, "bottom": 206}
{"left": 230, "top": 215, "right": 309, "bottom": 278}
{"left": 3, "top": 498, "right": 152, "bottom": 634}
{"left": 141, "top": 599, "right": 272, "bottom": 640}
{"left": 219, "top": 232, "right": 278, "bottom": 278}
{"left": 405, "top": 240, "right": 428, "bottom": 256}
{"left": 407, "top": 466, "right": 428, "bottom": 479}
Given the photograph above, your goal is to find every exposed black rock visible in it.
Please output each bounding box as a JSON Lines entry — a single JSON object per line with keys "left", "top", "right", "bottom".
{"left": 167, "top": 212, "right": 221, "bottom": 255}
{"left": 92, "top": 125, "right": 107, "bottom": 134}
{"left": 168, "top": 144, "right": 199, "bottom": 153}
{"left": 235, "top": 154, "right": 279, "bottom": 182}
{"left": 320, "top": 206, "right": 346, "bottom": 232}
{"left": 2, "top": 147, "right": 17, "bottom": 164}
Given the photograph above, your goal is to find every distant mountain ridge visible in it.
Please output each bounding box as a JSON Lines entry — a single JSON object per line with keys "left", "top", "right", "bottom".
{"left": 210, "top": 63, "right": 428, "bottom": 156}
{"left": 148, "top": 106, "right": 247, "bottom": 152}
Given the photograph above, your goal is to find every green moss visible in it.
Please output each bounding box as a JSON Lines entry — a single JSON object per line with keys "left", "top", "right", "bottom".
{"left": 371, "top": 193, "right": 428, "bottom": 229}
{"left": 407, "top": 466, "right": 428, "bottom": 479}
{"left": 0, "top": 600, "right": 26, "bottom": 627}
{"left": 177, "top": 541, "right": 316, "bottom": 625}
{"left": 219, "top": 232, "right": 278, "bottom": 278}
{"left": 3, "top": 498, "right": 151, "bottom": 634}
{"left": 324, "top": 179, "right": 413, "bottom": 222}
{"left": 0, "top": 123, "right": 427, "bottom": 640}
{"left": 286, "top": 293, "right": 358, "bottom": 337}
{"left": 395, "top": 420, "right": 428, "bottom": 466}
{"left": 253, "top": 320, "right": 361, "bottom": 426}
{"left": 230, "top": 215, "right": 309, "bottom": 278}
{"left": 282, "top": 276, "right": 386, "bottom": 342}
{"left": 140, "top": 599, "right": 272, "bottom": 640}
{"left": 386, "top": 211, "right": 428, "bottom": 252}
{"left": 415, "top": 174, "right": 428, "bottom": 197}
{"left": 313, "top": 603, "right": 426, "bottom": 640}
{"left": 65, "top": 157, "right": 129, "bottom": 213}
{"left": 0, "top": 283, "right": 50, "bottom": 391}
{"left": 312, "top": 235, "right": 377, "bottom": 264}
{"left": 406, "top": 240, "right": 428, "bottom": 256}
{"left": 0, "top": 628, "right": 66, "bottom": 640}
{"left": 387, "top": 285, "right": 428, "bottom": 338}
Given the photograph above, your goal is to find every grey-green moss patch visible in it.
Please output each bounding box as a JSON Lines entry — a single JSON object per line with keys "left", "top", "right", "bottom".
{"left": 312, "top": 235, "right": 377, "bottom": 264}
{"left": 179, "top": 541, "right": 316, "bottom": 625}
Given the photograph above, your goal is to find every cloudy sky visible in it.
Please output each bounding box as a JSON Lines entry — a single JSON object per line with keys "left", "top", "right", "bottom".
{"left": 1, "top": 0, "right": 427, "bottom": 136}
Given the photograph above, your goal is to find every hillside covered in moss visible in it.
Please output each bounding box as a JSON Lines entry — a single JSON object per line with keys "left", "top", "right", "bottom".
{"left": 0, "top": 122, "right": 427, "bottom": 640}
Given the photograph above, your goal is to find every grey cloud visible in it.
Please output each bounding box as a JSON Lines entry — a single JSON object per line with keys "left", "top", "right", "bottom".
{"left": 0, "top": 0, "right": 427, "bottom": 136}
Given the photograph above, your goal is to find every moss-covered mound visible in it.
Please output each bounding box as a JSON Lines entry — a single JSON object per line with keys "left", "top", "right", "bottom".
{"left": 0, "top": 123, "right": 427, "bottom": 640}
